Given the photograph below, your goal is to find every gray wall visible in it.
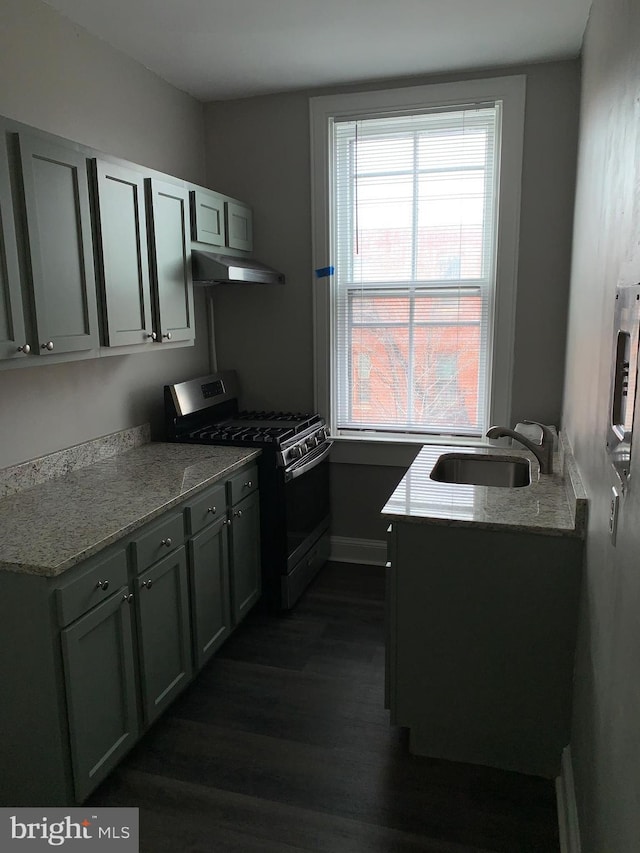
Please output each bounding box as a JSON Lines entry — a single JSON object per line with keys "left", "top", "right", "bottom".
{"left": 0, "top": 0, "right": 210, "bottom": 469}
{"left": 204, "top": 61, "right": 581, "bottom": 541}
{"left": 562, "top": 0, "right": 640, "bottom": 848}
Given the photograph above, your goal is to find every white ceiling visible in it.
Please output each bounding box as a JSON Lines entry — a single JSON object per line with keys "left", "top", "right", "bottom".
{"left": 41, "top": 0, "right": 591, "bottom": 102}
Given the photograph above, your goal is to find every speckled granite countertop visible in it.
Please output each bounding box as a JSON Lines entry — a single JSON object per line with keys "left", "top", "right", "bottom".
{"left": 0, "top": 443, "right": 260, "bottom": 577}
{"left": 381, "top": 437, "right": 587, "bottom": 537}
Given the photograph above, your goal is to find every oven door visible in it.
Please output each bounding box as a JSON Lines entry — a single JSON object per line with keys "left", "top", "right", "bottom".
{"left": 284, "top": 442, "right": 332, "bottom": 568}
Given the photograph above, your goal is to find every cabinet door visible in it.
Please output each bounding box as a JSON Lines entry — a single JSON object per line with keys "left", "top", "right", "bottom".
{"left": 0, "top": 128, "right": 28, "bottom": 361}
{"left": 189, "top": 514, "right": 232, "bottom": 669}
{"left": 146, "top": 177, "right": 194, "bottom": 344}
{"left": 225, "top": 200, "right": 252, "bottom": 252}
{"left": 92, "top": 159, "right": 153, "bottom": 347}
{"left": 190, "top": 189, "right": 226, "bottom": 247}
{"left": 17, "top": 132, "right": 99, "bottom": 354}
{"left": 61, "top": 586, "right": 138, "bottom": 802}
{"left": 136, "top": 546, "right": 192, "bottom": 724}
{"left": 229, "top": 490, "right": 261, "bottom": 625}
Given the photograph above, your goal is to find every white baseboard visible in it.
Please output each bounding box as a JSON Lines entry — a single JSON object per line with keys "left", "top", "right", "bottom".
{"left": 329, "top": 536, "right": 387, "bottom": 566}
{"left": 556, "top": 746, "right": 581, "bottom": 853}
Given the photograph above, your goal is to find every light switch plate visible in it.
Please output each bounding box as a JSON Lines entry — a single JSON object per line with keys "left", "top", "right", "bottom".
{"left": 609, "top": 485, "right": 620, "bottom": 545}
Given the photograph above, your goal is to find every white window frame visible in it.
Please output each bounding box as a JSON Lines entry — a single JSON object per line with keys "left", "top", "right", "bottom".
{"left": 309, "top": 76, "right": 526, "bottom": 457}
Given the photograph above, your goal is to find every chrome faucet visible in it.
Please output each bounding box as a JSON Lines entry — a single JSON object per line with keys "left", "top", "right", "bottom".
{"left": 486, "top": 420, "right": 555, "bottom": 474}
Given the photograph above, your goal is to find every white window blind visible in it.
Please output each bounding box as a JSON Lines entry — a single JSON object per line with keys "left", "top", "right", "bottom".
{"left": 332, "top": 105, "right": 500, "bottom": 438}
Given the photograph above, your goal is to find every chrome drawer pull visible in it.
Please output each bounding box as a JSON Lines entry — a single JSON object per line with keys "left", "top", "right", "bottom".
{"left": 161, "top": 537, "right": 172, "bottom": 547}
{"left": 122, "top": 592, "right": 133, "bottom": 603}
{"left": 96, "top": 580, "right": 109, "bottom": 591}
{"left": 207, "top": 506, "right": 216, "bottom": 514}
{"left": 142, "top": 579, "right": 153, "bottom": 589}
{"left": 234, "top": 509, "right": 243, "bottom": 518}
{"left": 244, "top": 480, "right": 252, "bottom": 488}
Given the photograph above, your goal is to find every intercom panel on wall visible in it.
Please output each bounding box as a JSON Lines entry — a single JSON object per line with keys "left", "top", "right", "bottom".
{"left": 607, "top": 282, "right": 640, "bottom": 490}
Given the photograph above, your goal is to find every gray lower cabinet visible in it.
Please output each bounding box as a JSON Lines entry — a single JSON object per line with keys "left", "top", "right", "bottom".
{"left": 146, "top": 177, "right": 194, "bottom": 345}
{"left": 185, "top": 471, "right": 261, "bottom": 665}
{"left": 0, "top": 462, "right": 261, "bottom": 806}
{"left": 229, "top": 489, "right": 261, "bottom": 625}
{"left": 135, "top": 546, "right": 192, "bottom": 724}
{"left": 61, "top": 583, "right": 139, "bottom": 803}
{"left": 188, "top": 515, "right": 231, "bottom": 669}
{"left": 15, "top": 131, "right": 100, "bottom": 355}
{"left": 386, "top": 520, "right": 583, "bottom": 778}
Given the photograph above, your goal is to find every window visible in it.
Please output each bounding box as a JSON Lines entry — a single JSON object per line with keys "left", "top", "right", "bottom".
{"left": 310, "top": 77, "right": 526, "bottom": 444}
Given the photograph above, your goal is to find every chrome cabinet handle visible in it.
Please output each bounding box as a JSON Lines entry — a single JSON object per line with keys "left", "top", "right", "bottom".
{"left": 142, "top": 579, "right": 153, "bottom": 589}
{"left": 244, "top": 480, "right": 252, "bottom": 488}
{"left": 146, "top": 332, "right": 157, "bottom": 341}
{"left": 234, "top": 509, "right": 243, "bottom": 518}
{"left": 41, "top": 341, "right": 54, "bottom": 351}
{"left": 17, "top": 344, "right": 31, "bottom": 354}
{"left": 96, "top": 580, "right": 109, "bottom": 591}
{"left": 207, "top": 506, "right": 216, "bottom": 514}
{"left": 162, "top": 332, "right": 172, "bottom": 340}
{"left": 122, "top": 592, "right": 133, "bottom": 603}
{"left": 161, "top": 537, "right": 172, "bottom": 547}
{"left": 223, "top": 519, "right": 231, "bottom": 526}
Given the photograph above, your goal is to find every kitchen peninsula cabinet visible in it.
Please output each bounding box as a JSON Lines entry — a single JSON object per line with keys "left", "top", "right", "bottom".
{"left": 91, "top": 158, "right": 154, "bottom": 348}
{"left": 15, "top": 132, "right": 100, "bottom": 355}
{"left": 0, "top": 447, "right": 261, "bottom": 806}
{"left": 382, "top": 442, "right": 586, "bottom": 778}
{"left": 146, "top": 177, "right": 195, "bottom": 345}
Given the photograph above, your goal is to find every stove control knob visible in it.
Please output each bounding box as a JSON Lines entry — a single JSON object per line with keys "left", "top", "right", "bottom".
{"left": 289, "top": 445, "right": 303, "bottom": 460}
{"left": 306, "top": 436, "right": 318, "bottom": 450}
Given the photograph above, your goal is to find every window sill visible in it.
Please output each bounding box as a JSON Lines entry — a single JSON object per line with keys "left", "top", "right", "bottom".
{"left": 329, "top": 433, "right": 488, "bottom": 467}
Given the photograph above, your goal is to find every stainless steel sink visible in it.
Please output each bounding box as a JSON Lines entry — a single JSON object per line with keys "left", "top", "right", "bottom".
{"left": 430, "top": 453, "right": 531, "bottom": 488}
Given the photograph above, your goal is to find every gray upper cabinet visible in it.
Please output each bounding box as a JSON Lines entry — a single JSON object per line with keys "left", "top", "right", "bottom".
{"left": 190, "top": 188, "right": 226, "bottom": 247}
{"left": 146, "top": 177, "right": 194, "bottom": 344}
{"left": 17, "top": 132, "right": 99, "bottom": 355}
{"left": 225, "top": 200, "right": 253, "bottom": 252}
{"left": 91, "top": 159, "right": 153, "bottom": 347}
{"left": 0, "top": 129, "right": 27, "bottom": 360}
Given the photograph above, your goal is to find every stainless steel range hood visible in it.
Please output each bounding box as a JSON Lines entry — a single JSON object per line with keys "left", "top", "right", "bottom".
{"left": 192, "top": 250, "right": 285, "bottom": 285}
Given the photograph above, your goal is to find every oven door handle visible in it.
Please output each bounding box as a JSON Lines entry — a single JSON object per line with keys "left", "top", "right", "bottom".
{"left": 284, "top": 441, "right": 333, "bottom": 482}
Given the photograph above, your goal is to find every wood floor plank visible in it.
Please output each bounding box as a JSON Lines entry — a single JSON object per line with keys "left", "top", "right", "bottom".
{"left": 89, "top": 561, "right": 560, "bottom": 853}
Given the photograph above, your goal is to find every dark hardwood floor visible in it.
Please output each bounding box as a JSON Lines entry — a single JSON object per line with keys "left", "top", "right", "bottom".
{"left": 89, "top": 562, "right": 560, "bottom": 852}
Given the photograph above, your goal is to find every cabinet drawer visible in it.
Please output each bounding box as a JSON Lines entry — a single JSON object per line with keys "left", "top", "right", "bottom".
{"left": 228, "top": 465, "right": 258, "bottom": 506}
{"left": 184, "top": 482, "right": 226, "bottom": 536}
{"left": 56, "top": 548, "right": 128, "bottom": 627}
{"left": 131, "top": 512, "right": 184, "bottom": 574}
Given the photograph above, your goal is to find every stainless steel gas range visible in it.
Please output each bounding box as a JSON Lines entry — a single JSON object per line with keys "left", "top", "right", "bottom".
{"left": 165, "top": 371, "right": 332, "bottom": 611}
